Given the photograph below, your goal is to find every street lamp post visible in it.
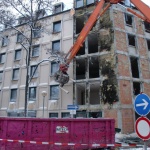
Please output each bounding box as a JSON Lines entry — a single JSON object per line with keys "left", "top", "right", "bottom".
{"left": 41, "top": 91, "right": 47, "bottom": 118}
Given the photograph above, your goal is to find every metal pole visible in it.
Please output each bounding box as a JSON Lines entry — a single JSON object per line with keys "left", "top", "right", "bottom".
{"left": 43, "top": 96, "right": 45, "bottom": 118}
{"left": 143, "top": 141, "right": 147, "bottom": 150}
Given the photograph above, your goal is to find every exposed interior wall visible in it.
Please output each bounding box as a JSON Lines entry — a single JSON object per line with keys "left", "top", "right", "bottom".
{"left": 74, "top": 6, "right": 118, "bottom": 109}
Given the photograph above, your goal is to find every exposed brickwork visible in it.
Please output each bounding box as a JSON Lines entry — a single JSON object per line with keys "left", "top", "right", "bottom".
{"left": 138, "top": 37, "right": 147, "bottom": 57}
{"left": 104, "top": 109, "right": 118, "bottom": 128}
{"left": 119, "top": 80, "right": 132, "bottom": 104}
{"left": 117, "top": 54, "right": 130, "bottom": 77}
{"left": 113, "top": 10, "right": 125, "bottom": 30}
{"left": 135, "top": 17, "right": 144, "bottom": 35}
{"left": 140, "top": 58, "right": 150, "bottom": 79}
{"left": 115, "top": 31, "right": 128, "bottom": 52}
{"left": 143, "top": 83, "right": 150, "bottom": 96}
{"left": 121, "top": 109, "right": 134, "bottom": 133}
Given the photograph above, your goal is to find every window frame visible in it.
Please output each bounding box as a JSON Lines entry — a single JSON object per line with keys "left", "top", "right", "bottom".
{"left": 33, "top": 27, "right": 41, "bottom": 38}
{"left": 124, "top": 13, "right": 133, "bottom": 27}
{"left": 17, "top": 33, "right": 23, "bottom": 43}
{"left": 2, "top": 36, "right": 8, "bottom": 47}
{"left": 51, "top": 62, "right": 59, "bottom": 75}
{"left": 14, "top": 49, "right": 21, "bottom": 61}
{"left": 144, "top": 21, "right": 150, "bottom": 33}
{"left": 12, "top": 68, "right": 19, "bottom": 80}
{"left": 127, "top": 34, "right": 136, "bottom": 47}
{"left": 147, "top": 39, "right": 150, "bottom": 51}
{"left": 86, "top": 0, "right": 95, "bottom": 5}
{"left": 0, "top": 53, "right": 6, "bottom": 64}
{"left": 30, "top": 65, "right": 38, "bottom": 78}
{"left": 52, "top": 40, "right": 60, "bottom": 53}
{"left": 76, "top": 0, "right": 84, "bottom": 8}
{"left": 32, "top": 45, "right": 40, "bottom": 57}
{"left": 53, "top": 21, "right": 61, "bottom": 33}
{"left": 49, "top": 112, "right": 58, "bottom": 118}
{"left": 54, "top": 4, "right": 62, "bottom": 13}
{"left": 50, "top": 85, "right": 59, "bottom": 100}
{"left": 10, "top": 89, "right": 17, "bottom": 102}
{"left": 29, "top": 87, "right": 36, "bottom": 101}
{"left": 0, "top": 71, "right": 3, "bottom": 82}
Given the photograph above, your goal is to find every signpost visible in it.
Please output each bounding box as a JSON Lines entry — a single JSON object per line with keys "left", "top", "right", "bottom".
{"left": 135, "top": 117, "right": 150, "bottom": 140}
{"left": 67, "top": 105, "right": 79, "bottom": 118}
{"left": 67, "top": 105, "right": 79, "bottom": 110}
{"left": 134, "top": 93, "right": 150, "bottom": 150}
{"left": 134, "top": 93, "right": 150, "bottom": 116}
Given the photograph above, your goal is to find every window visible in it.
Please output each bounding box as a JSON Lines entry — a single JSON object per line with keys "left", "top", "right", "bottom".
{"left": 87, "top": 0, "right": 94, "bottom": 5}
{"left": 49, "top": 113, "right": 58, "bottom": 118}
{"left": 53, "top": 21, "right": 61, "bottom": 33}
{"left": 15, "top": 49, "right": 21, "bottom": 60}
{"left": 29, "top": 87, "right": 36, "bottom": 100}
{"left": 133, "top": 82, "right": 141, "bottom": 96}
{"left": 76, "top": 0, "right": 83, "bottom": 8}
{"left": 61, "top": 112, "right": 70, "bottom": 118}
{"left": 10, "top": 89, "right": 17, "bottom": 102}
{"left": 33, "top": 27, "right": 41, "bottom": 38}
{"left": 12, "top": 68, "right": 19, "bottom": 80}
{"left": 0, "top": 71, "right": 3, "bottom": 82}
{"left": 128, "top": 34, "right": 136, "bottom": 47}
{"left": 144, "top": 22, "right": 150, "bottom": 33}
{"left": 130, "top": 57, "right": 139, "bottom": 78}
{"left": 51, "top": 62, "right": 59, "bottom": 75}
{"left": 2, "top": 36, "right": 8, "bottom": 46}
{"left": 125, "top": 13, "right": 133, "bottom": 27}
{"left": 32, "top": 45, "right": 40, "bottom": 57}
{"left": 17, "top": 33, "right": 23, "bottom": 43}
{"left": 0, "top": 53, "right": 6, "bottom": 63}
{"left": 147, "top": 39, "right": 150, "bottom": 51}
{"left": 52, "top": 40, "right": 60, "bottom": 53}
{"left": 54, "top": 4, "right": 62, "bottom": 13}
{"left": 30, "top": 65, "right": 38, "bottom": 78}
{"left": 50, "top": 85, "right": 59, "bottom": 100}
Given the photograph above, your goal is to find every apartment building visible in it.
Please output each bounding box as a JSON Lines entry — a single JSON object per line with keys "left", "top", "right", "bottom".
{"left": 0, "top": 2, "right": 74, "bottom": 118}
{"left": 0, "top": 0, "right": 150, "bottom": 134}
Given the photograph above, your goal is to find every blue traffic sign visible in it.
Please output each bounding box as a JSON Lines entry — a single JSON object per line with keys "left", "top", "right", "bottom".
{"left": 134, "top": 93, "right": 150, "bottom": 116}
{"left": 67, "top": 105, "right": 79, "bottom": 110}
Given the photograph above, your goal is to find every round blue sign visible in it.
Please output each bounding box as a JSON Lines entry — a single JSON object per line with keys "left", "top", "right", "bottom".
{"left": 134, "top": 93, "right": 150, "bottom": 116}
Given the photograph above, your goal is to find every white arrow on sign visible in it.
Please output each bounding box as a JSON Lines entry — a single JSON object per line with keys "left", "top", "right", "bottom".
{"left": 136, "top": 99, "right": 149, "bottom": 110}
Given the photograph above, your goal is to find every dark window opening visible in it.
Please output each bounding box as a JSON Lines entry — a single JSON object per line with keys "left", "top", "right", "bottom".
{"left": 76, "top": 42, "right": 85, "bottom": 55}
{"left": 54, "top": 3, "right": 63, "bottom": 14}
{"left": 29, "top": 87, "right": 36, "bottom": 101}
{"left": 2, "top": 36, "right": 8, "bottom": 46}
{"left": 125, "top": 13, "right": 133, "bottom": 26}
{"left": 61, "top": 112, "right": 70, "bottom": 118}
{"left": 89, "top": 57, "right": 99, "bottom": 78}
{"left": 130, "top": 57, "right": 139, "bottom": 78}
{"left": 76, "top": 83, "right": 86, "bottom": 105}
{"left": 76, "top": 59, "right": 86, "bottom": 80}
{"left": 128, "top": 34, "right": 136, "bottom": 47}
{"left": 49, "top": 113, "right": 58, "bottom": 118}
{"left": 144, "top": 22, "right": 150, "bottom": 33}
{"left": 89, "top": 112, "right": 102, "bottom": 118}
{"left": 76, "top": 111, "right": 86, "bottom": 118}
{"left": 89, "top": 83, "right": 99, "bottom": 104}
{"left": 52, "top": 40, "right": 60, "bottom": 53}
{"left": 133, "top": 82, "right": 140, "bottom": 96}
{"left": 76, "top": 16, "right": 84, "bottom": 34}
{"left": 88, "top": 33, "right": 98, "bottom": 53}
{"left": 147, "top": 39, "right": 150, "bottom": 51}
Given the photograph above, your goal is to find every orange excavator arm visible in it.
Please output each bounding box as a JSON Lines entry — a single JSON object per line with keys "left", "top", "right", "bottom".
{"left": 55, "top": 0, "right": 150, "bottom": 86}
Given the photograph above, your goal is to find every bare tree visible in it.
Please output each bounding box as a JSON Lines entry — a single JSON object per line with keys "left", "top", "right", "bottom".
{"left": 0, "top": 0, "right": 56, "bottom": 117}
